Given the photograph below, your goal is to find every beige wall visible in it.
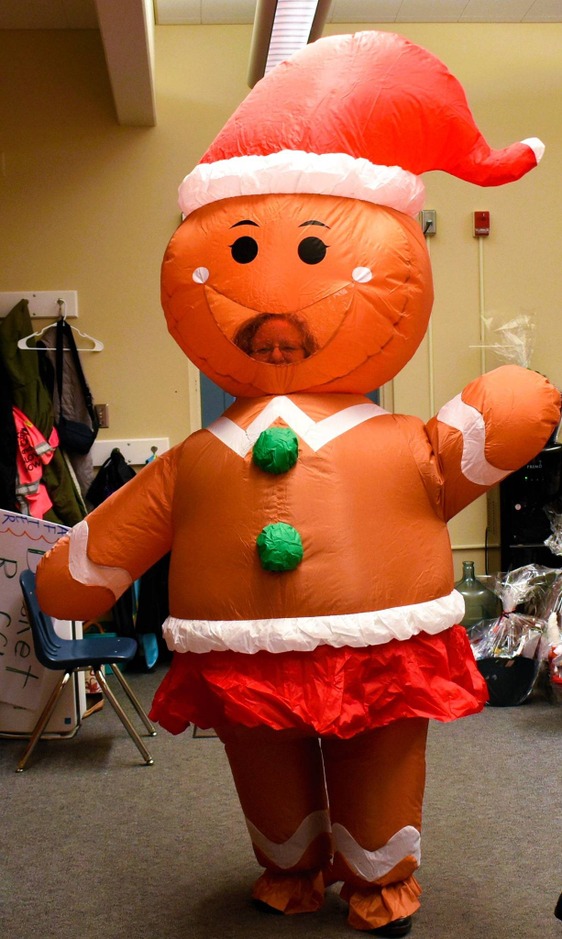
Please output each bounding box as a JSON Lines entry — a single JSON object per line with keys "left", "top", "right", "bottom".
{"left": 1, "top": 23, "right": 561, "bottom": 577}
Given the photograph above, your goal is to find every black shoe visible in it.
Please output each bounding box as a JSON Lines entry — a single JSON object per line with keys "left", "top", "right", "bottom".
{"left": 251, "top": 898, "right": 284, "bottom": 915}
{"left": 370, "top": 915, "right": 412, "bottom": 937}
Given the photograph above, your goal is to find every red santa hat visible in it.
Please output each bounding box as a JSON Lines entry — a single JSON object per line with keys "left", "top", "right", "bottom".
{"left": 178, "top": 30, "right": 543, "bottom": 219}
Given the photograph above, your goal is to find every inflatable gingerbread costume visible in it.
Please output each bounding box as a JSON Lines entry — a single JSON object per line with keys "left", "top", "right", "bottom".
{"left": 37, "top": 32, "right": 560, "bottom": 937}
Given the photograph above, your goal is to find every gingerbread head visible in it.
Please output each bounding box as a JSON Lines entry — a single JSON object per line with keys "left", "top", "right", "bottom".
{"left": 161, "top": 31, "right": 543, "bottom": 398}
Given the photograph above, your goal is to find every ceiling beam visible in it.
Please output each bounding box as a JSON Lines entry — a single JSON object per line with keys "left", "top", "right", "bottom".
{"left": 95, "top": 0, "right": 156, "bottom": 126}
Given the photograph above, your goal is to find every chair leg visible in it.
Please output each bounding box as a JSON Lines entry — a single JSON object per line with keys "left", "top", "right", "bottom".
{"left": 16, "top": 672, "right": 72, "bottom": 772}
{"left": 109, "top": 663, "right": 157, "bottom": 736}
{"left": 94, "top": 668, "right": 154, "bottom": 765}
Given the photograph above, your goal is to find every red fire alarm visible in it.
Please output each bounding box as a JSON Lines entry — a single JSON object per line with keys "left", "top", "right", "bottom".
{"left": 473, "top": 210, "right": 490, "bottom": 237}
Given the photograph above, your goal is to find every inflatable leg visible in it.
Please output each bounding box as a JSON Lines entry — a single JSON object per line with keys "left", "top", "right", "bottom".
{"left": 218, "top": 724, "right": 332, "bottom": 914}
{"left": 322, "top": 718, "right": 428, "bottom": 931}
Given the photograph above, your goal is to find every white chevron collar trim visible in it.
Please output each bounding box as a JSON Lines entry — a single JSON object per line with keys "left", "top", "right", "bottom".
{"left": 207, "top": 396, "right": 387, "bottom": 456}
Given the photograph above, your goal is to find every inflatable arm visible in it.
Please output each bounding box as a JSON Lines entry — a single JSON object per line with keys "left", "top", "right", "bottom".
{"left": 426, "top": 365, "right": 561, "bottom": 521}
{"left": 36, "top": 447, "right": 179, "bottom": 620}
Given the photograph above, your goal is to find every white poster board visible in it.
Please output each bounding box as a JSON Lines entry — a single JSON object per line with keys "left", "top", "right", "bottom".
{"left": 0, "top": 510, "right": 84, "bottom": 735}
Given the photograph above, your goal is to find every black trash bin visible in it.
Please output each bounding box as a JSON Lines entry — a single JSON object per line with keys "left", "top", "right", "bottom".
{"left": 477, "top": 655, "right": 540, "bottom": 707}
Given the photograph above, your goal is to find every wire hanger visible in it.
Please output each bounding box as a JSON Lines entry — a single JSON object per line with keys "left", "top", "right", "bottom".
{"left": 17, "top": 299, "right": 104, "bottom": 352}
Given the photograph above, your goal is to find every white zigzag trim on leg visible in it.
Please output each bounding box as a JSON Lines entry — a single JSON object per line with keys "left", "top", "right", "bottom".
{"left": 332, "top": 824, "right": 421, "bottom": 882}
{"left": 245, "top": 810, "right": 331, "bottom": 869}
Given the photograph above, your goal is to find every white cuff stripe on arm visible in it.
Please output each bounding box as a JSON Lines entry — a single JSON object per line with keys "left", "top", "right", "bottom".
{"left": 69, "top": 520, "right": 132, "bottom": 598}
{"left": 437, "top": 394, "right": 509, "bottom": 486}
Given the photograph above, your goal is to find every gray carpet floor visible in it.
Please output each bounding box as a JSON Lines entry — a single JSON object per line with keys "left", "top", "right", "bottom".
{"left": 1, "top": 665, "right": 561, "bottom": 939}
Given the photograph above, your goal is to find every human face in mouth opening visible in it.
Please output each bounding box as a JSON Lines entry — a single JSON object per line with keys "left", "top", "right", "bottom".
{"left": 235, "top": 313, "right": 318, "bottom": 364}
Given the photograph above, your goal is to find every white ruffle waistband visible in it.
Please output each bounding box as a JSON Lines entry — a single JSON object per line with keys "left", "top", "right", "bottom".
{"left": 162, "top": 590, "right": 465, "bottom": 655}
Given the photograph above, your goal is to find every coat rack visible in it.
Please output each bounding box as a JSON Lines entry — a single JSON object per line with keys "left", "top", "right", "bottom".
{"left": 17, "top": 298, "right": 104, "bottom": 352}
{"left": 0, "top": 290, "right": 78, "bottom": 319}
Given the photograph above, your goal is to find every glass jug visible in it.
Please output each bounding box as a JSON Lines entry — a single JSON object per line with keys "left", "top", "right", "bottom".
{"left": 455, "top": 560, "right": 501, "bottom": 629}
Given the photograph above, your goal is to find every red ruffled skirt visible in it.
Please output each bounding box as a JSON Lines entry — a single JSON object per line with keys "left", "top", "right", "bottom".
{"left": 149, "top": 625, "right": 488, "bottom": 738}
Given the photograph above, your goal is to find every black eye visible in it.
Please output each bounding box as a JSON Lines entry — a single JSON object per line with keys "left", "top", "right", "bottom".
{"left": 230, "top": 236, "right": 258, "bottom": 264}
{"left": 298, "top": 236, "right": 327, "bottom": 265}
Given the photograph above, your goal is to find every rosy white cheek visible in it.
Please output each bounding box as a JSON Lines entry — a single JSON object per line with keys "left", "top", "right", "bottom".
{"left": 352, "top": 266, "right": 373, "bottom": 283}
{"left": 193, "top": 267, "right": 210, "bottom": 284}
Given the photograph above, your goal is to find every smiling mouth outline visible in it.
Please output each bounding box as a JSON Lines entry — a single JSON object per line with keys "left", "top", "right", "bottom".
{"left": 204, "top": 280, "right": 354, "bottom": 353}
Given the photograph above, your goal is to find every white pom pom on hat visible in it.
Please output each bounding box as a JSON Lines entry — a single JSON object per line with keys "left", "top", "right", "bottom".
{"left": 178, "top": 31, "right": 544, "bottom": 219}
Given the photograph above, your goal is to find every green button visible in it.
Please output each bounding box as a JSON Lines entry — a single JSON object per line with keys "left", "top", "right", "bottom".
{"left": 252, "top": 427, "right": 299, "bottom": 474}
{"left": 256, "top": 522, "right": 303, "bottom": 571}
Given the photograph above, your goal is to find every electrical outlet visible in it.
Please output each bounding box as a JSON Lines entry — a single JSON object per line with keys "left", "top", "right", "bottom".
{"left": 418, "top": 209, "right": 437, "bottom": 236}
{"left": 95, "top": 404, "right": 109, "bottom": 428}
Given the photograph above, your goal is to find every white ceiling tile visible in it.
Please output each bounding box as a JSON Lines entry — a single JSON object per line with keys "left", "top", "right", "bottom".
{"left": 154, "top": 0, "right": 257, "bottom": 24}
{"left": 202, "top": 0, "right": 257, "bottom": 24}
{"left": 460, "top": 0, "right": 536, "bottom": 22}
{"left": 396, "top": 0, "right": 468, "bottom": 22}
{"left": 523, "top": 0, "right": 562, "bottom": 20}
{"left": 155, "top": 0, "right": 202, "bottom": 25}
{"left": 330, "top": 1, "right": 403, "bottom": 22}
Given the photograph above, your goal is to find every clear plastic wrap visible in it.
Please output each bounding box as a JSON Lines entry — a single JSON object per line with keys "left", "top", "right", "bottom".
{"left": 468, "top": 565, "right": 549, "bottom": 663}
{"left": 544, "top": 505, "right": 562, "bottom": 559}
{"left": 494, "top": 564, "right": 552, "bottom": 613}
{"left": 469, "top": 612, "right": 543, "bottom": 661}
{"left": 540, "top": 517, "right": 562, "bottom": 686}
{"left": 467, "top": 565, "right": 554, "bottom": 706}
{"left": 472, "top": 312, "right": 536, "bottom": 368}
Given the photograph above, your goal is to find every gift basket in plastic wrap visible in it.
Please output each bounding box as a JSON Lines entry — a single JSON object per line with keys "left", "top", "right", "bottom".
{"left": 467, "top": 563, "right": 562, "bottom": 707}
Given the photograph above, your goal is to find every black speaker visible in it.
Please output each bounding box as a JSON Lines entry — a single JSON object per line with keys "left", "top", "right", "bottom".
{"left": 486, "top": 442, "right": 562, "bottom": 573}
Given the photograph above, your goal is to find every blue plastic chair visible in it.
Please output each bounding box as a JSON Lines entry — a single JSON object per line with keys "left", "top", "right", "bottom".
{"left": 16, "top": 569, "right": 156, "bottom": 772}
